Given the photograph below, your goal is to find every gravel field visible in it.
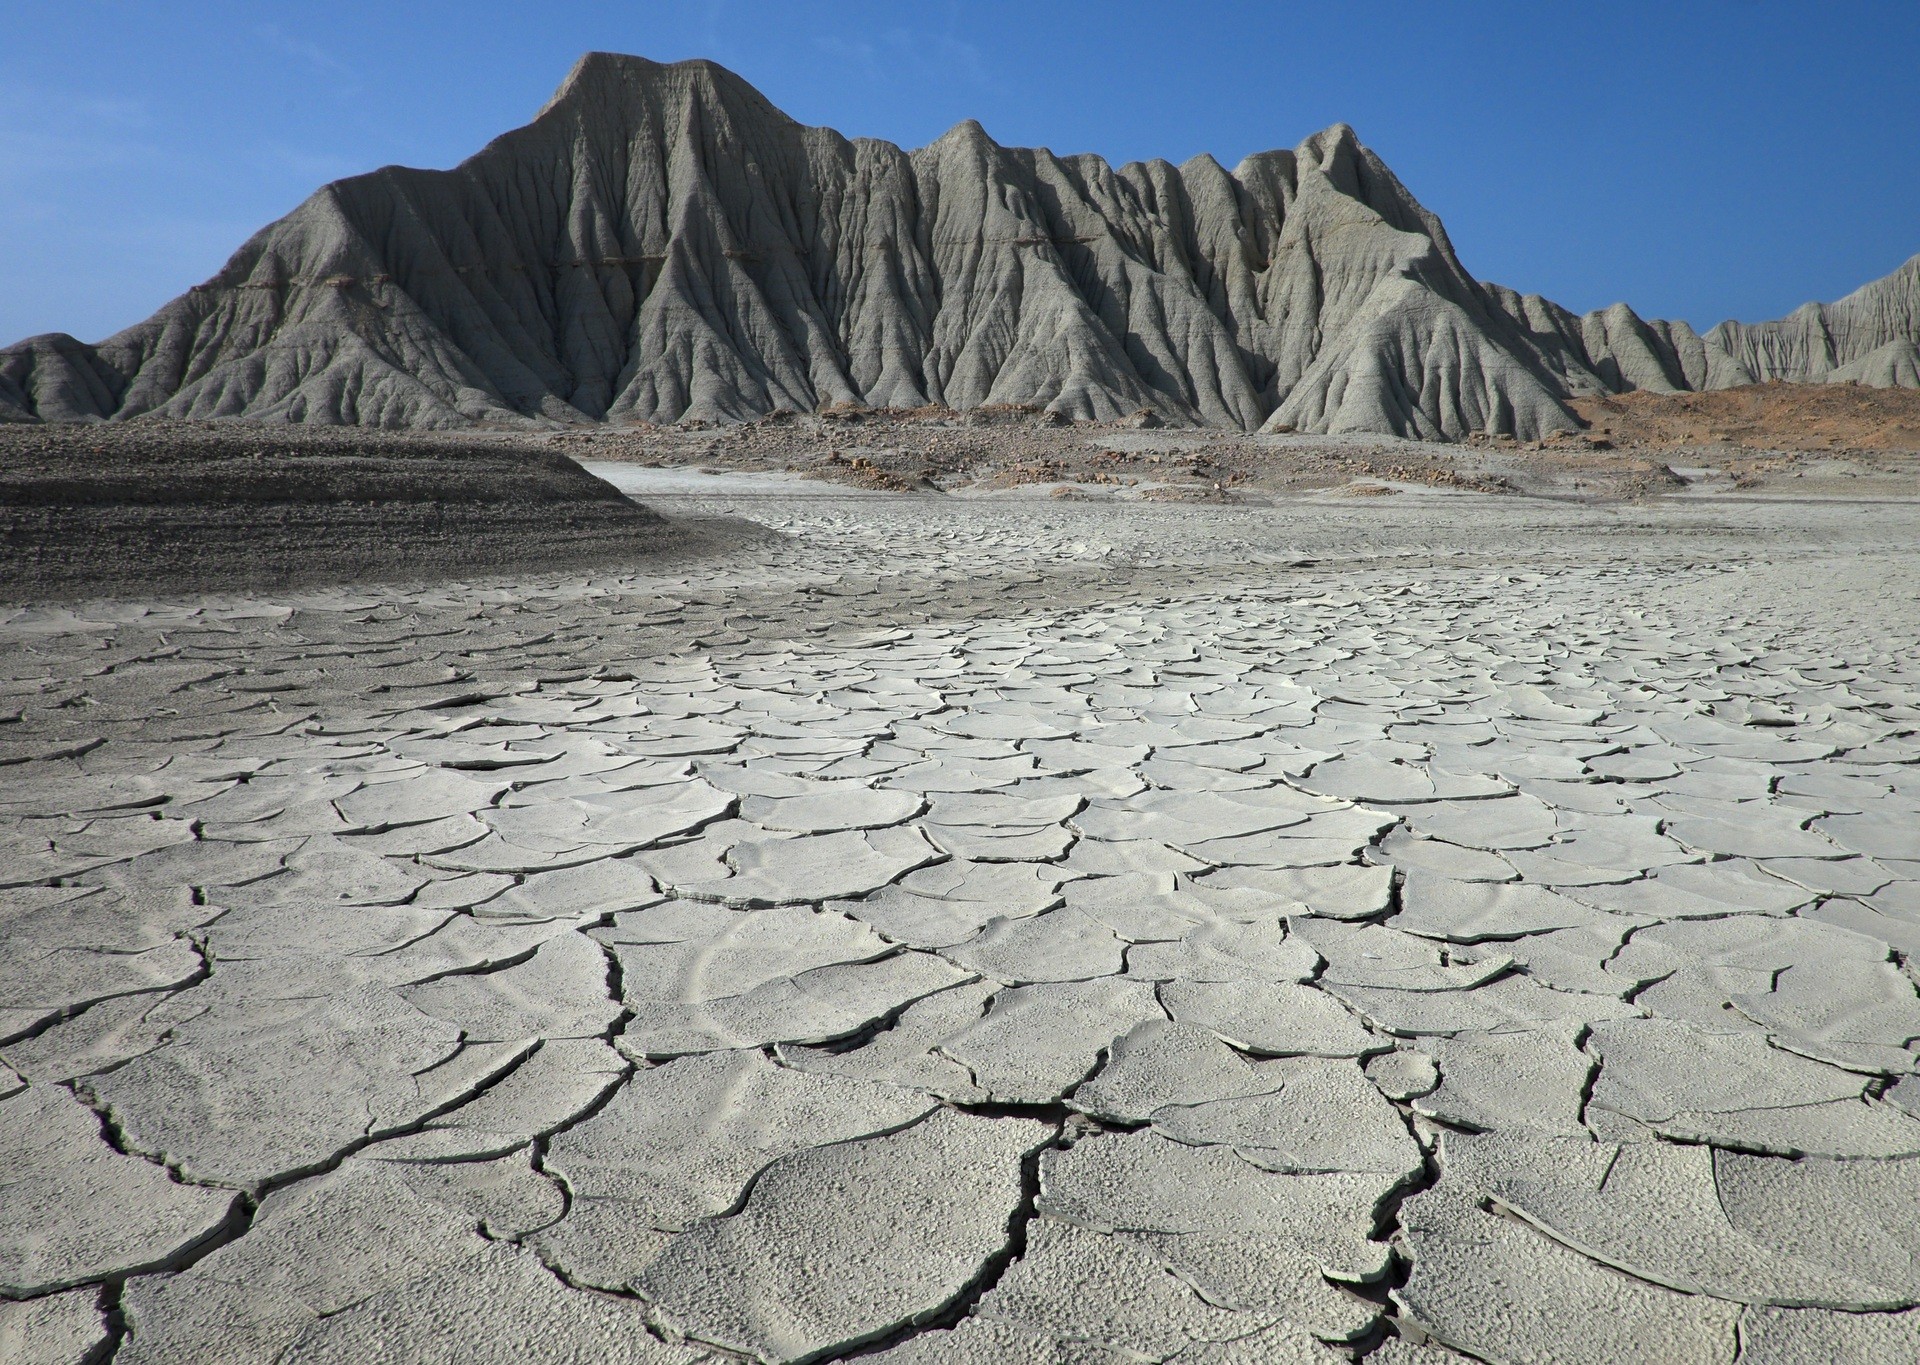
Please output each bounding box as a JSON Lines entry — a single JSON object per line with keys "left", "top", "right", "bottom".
{"left": 3, "top": 482, "right": 1919, "bottom": 1363}
{"left": 548, "top": 400, "right": 1920, "bottom": 504}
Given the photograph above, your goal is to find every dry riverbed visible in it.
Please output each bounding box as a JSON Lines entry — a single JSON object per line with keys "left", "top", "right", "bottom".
{"left": 3, "top": 480, "right": 1919, "bottom": 1362}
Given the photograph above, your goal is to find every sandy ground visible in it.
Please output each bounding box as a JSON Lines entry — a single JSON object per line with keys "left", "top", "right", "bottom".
{"left": 3, "top": 480, "right": 1920, "bottom": 1362}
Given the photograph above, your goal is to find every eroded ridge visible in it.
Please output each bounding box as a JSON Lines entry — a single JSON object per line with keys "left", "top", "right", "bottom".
{"left": 3, "top": 492, "right": 1920, "bottom": 1363}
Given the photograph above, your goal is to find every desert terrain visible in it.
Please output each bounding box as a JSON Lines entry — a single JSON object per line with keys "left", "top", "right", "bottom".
{"left": 5, "top": 41, "right": 1920, "bottom": 1365}
{"left": 4, "top": 436, "right": 1919, "bottom": 1362}
{"left": 548, "top": 383, "right": 1920, "bottom": 504}
{"left": 11, "top": 391, "right": 1919, "bottom": 603}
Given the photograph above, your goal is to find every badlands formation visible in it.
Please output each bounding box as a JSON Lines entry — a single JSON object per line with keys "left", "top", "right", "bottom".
{"left": 1, "top": 52, "right": 1918, "bottom": 440}
{"left": 7, "top": 49, "right": 1920, "bottom": 1365}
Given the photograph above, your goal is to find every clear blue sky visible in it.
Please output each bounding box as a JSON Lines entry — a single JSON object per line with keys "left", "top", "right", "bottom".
{"left": 5, "top": 1, "right": 1917, "bottom": 344}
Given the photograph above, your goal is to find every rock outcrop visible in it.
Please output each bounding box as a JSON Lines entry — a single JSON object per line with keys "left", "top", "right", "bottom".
{"left": 4, "top": 53, "right": 1916, "bottom": 437}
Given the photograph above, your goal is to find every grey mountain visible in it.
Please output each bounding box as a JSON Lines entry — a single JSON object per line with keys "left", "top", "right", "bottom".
{"left": 3, "top": 53, "right": 1916, "bottom": 437}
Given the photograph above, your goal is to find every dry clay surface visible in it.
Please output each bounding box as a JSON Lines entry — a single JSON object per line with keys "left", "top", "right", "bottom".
{"left": 3, "top": 489, "right": 1920, "bottom": 1363}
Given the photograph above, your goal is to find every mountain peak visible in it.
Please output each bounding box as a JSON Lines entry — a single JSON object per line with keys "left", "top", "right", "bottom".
{"left": 537, "top": 51, "right": 759, "bottom": 119}
{"left": 929, "top": 118, "right": 999, "bottom": 151}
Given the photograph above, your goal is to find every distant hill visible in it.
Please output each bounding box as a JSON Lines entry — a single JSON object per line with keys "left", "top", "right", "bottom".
{"left": 3, "top": 53, "right": 1916, "bottom": 438}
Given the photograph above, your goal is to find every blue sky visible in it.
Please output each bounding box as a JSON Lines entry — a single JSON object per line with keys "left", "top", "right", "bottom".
{"left": 4, "top": 1, "right": 1917, "bottom": 343}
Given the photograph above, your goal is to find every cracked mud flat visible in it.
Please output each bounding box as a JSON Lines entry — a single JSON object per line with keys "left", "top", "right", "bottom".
{"left": 3, "top": 483, "right": 1919, "bottom": 1364}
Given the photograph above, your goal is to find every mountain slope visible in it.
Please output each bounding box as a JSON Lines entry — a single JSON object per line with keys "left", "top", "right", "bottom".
{"left": 4, "top": 54, "right": 1915, "bottom": 437}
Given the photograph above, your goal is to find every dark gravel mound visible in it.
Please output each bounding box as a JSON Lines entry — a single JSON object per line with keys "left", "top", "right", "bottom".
{"left": 0, "top": 423, "right": 709, "bottom": 601}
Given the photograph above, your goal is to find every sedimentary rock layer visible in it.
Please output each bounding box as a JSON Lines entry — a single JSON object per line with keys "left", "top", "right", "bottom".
{"left": 2, "top": 53, "right": 1915, "bottom": 438}
{"left": 0, "top": 423, "right": 713, "bottom": 600}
